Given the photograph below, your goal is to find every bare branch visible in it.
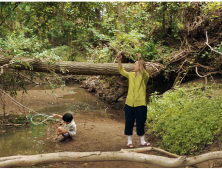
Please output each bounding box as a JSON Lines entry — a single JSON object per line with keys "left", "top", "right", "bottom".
{"left": 205, "top": 31, "right": 222, "bottom": 55}
{"left": 195, "top": 66, "right": 222, "bottom": 78}
{"left": 195, "top": 66, "right": 208, "bottom": 78}
{"left": 121, "top": 147, "right": 180, "bottom": 158}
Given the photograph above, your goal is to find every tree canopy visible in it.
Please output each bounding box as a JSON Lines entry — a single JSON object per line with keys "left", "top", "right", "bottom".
{"left": 0, "top": 2, "right": 222, "bottom": 94}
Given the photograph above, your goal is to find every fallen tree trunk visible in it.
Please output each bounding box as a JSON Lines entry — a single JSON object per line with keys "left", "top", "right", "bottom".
{"left": 1, "top": 147, "right": 222, "bottom": 168}
{"left": 0, "top": 55, "right": 163, "bottom": 77}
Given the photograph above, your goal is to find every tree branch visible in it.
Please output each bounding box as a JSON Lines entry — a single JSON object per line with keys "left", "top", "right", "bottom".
{"left": 0, "top": 2, "right": 20, "bottom": 27}
{"left": 205, "top": 31, "right": 222, "bottom": 55}
{"left": 1, "top": 148, "right": 222, "bottom": 168}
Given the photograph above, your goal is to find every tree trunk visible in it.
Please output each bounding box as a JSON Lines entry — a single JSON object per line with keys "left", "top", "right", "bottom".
{"left": 117, "top": 2, "right": 126, "bottom": 33}
{"left": 162, "top": 2, "right": 167, "bottom": 31}
{"left": 95, "top": 7, "right": 101, "bottom": 29}
{"left": 0, "top": 54, "right": 163, "bottom": 76}
{"left": 0, "top": 147, "right": 222, "bottom": 168}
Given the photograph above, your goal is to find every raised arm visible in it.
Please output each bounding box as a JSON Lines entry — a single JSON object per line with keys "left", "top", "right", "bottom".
{"left": 52, "top": 114, "right": 63, "bottom": 119}
{"left": 117, "top": 53, "right": 130, "bottom": 78}
{"left": 117, "top": 53, "right": 122, "bottom": 68}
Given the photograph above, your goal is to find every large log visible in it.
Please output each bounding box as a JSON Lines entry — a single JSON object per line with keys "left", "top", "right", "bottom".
{"left": 0, "top": 55, "right": 163, "bottom": 76}
{"left": 0, "top": 147, "right": 222, "bottom": 168}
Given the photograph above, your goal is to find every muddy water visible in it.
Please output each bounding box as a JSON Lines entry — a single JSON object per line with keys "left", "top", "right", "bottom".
{"left": 36, "top": 82, "right": 125, "bottom": 121}
{"left": 0, "top": 124, "right": 55, "bottom": 157}
{"left": 0, "top": 82, "right": 125, "bottom": 158}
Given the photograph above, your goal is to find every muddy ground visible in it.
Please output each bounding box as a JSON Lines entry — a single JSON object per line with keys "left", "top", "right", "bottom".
{"left": 1, "top": 78, "right": 222, "bottom": 168}
{"left": 0, "top": 81, "right": 160, "bottom": 168}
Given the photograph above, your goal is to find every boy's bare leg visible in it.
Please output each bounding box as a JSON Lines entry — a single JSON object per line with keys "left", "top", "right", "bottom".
{"left": 57, "top": 127, "right": 72, "bottom": 142}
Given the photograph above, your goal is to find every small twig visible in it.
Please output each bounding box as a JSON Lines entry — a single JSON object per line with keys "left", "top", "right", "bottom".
{"left": 166, "top": 49, "right": 189, "bottom": 64}
{"left": 18, "top": 72, "right": 39, "bottom": 85}
{"left": 178, "top": 71, "right": 188, "bottom": 86}
{"left": 176, "top": 59, "right": 187, "bottom": 73}
{"left": 121, "top": 147, "right": 179, "bottom": 158}
{"left": 205, "top": 31, "right": 222, "bottom": 55}
{"left": 172, "top": 71, "right": 183, "bottom": 88}
{"left": 0, "top": 92, "right": 14, "bottom": 110}
{"left": 195, "top": 67, "right": 208, "bottom": 78}
{"left": 105, "top": 107, "right": 108, "bottom": 114}
{"left": 173, "top": 70, "right": 188, "bottom": 88}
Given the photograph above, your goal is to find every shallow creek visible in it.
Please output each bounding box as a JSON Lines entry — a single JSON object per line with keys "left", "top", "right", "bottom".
{"left": 0, "top": 82, "right": 125, "bottom": 158}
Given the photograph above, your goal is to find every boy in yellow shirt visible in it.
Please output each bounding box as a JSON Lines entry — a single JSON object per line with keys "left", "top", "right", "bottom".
{"left": 117, "top": 53, "right": 150, "bottom": 148}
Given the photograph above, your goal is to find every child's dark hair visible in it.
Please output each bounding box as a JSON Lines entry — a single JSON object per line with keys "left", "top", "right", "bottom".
{"left": 62, "top": 113, "right": 73, "bottom": 122}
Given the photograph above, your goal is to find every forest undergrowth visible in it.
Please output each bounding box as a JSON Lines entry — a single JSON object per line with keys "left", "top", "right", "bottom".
{"left": 146, "top": 77, "right": 222, "bottom": 156}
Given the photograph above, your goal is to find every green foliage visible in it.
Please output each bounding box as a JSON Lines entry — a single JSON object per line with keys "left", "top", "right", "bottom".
{"left": 0, "top": 30, "right": 73, "bottom": 62}
{"left": 0, "top": 69, "right": 29, "bottom": 97}
{"left": 67, "top": 26, "right": 113, "bottom": 62}
{"left": 1, "top": 2, "right": 196, "bottom": 64}
{"left": 0, "top": 2, "right": 216, "bottom": 100}
{"left": 139, "top": 38, "right": 161, "bottom": 61}
{"left": 87, "top": 46, "right": 114, "bottom": 63}
{"left": 200, "top": 50, "right": 212, "bottom": 58}
{"left": 49, "top": 46, "right": 72, "bottom": 61}
{"left": 215, "top": 42, "right": 222, "bottom": 53}
{"left": 14, "top": 116, "right": 27, "bottom": 124}
{"left": 147, "top": 86, "right": 222, "bottom": 155}
{"left": 0, "top": 31, "right": 46, "bottom": 58}
{"left": 0, "top": 31, "right": 67, "bottom": 97}
{"left": 110, "top": 30, "right": 145, "bottom": 61}
{"left": 203, "top": 2, "right": 221, "bottom": 16}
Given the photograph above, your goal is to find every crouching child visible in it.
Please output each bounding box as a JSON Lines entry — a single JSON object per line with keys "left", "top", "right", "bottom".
{"left": 52, "top": 113, "right": 76, "bottom": 142}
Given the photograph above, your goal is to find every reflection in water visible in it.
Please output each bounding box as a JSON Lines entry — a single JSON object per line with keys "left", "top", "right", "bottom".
{"left": 0, "top": 82, "right": 124, "bottom": 158}
{"left": 0, "top": 124, "right": 55, "bottom": 157}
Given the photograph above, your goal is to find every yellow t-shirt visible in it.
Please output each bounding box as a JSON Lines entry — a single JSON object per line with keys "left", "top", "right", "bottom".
{"left": 118, "top": 65, "right": 149, "bottom": 107}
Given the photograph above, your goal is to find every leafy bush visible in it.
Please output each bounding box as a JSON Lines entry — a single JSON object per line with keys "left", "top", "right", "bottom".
{"left": 69, "top": 28, "right": 175, "bottom": 63}
{"left": 112, "top": 30, "right": 145, "bottom": 61}
{"left": 147, "top": 86, "right": 222, "bottom": 155}
{"left": 0, "top": 31, "right": 47, "bottom": 58}
{"left": 88, "top": 30, "right": 174, "bottom": 63}
{"left": 0, "top": 31, "right": 67, "bottom": 96}
{"left": 139, "top": 38, "right": 161, "bottom": 61}
{"left": 0, "top": 31, "right": 73, "bottom": 62}
{"left": 86, "top": 46, "right": 114, "bottom": 63}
